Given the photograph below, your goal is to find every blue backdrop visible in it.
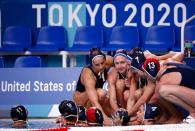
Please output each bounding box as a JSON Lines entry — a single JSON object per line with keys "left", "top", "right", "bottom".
{"left": 1, "top": 0, "right": 195, "bottom": 48}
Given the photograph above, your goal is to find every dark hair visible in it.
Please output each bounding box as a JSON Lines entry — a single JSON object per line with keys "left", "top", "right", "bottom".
{"left": 115, "top": 49, "right": 127, "bottom": 55}
{"left": 113, "top": 49, "right": 128, "bottom": 60}
{"left": 89, "top": 48, "right": 106, "bottom": 65}
{"left": 127, "top": 47, "right": 143, "bottom": 57}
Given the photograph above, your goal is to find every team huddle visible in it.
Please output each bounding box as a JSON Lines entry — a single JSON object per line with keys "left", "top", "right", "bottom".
{"left": 9, "top": 47, "right": 195, "bottom": 127}
{"left": 73, "top": 47, "right": 195, "bottom": 126}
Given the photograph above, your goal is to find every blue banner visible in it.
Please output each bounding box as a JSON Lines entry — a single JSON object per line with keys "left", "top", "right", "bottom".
{"left": 0, "top": 68, "right": 82, "bottom": 105}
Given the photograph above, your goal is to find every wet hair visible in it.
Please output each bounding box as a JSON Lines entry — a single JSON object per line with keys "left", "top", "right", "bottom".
{"left": 113, "top": 49, "right": 132, "bottom": 61}
{"left": 114, "top": 49, "right": 127, "bottom": 56}
{"left": 127, "top": 47, "right": 144, "bottom": 58}
{"left": 10, "top": 105, "right": 28, "bottom": 122}
{"left": 89, "top": 48, "right": 106, "bottom": 65}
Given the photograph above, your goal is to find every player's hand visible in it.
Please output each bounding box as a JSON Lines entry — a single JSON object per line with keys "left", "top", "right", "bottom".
{"left": 124, "top": 78, "right": 130, "bottom": 88}
{"left": 56, "top": 116, "right": 61, "bottom": 123}
{"left": 111, "top": 108, "right": 126, "bottom": 126}
{"left": 112, "top": 114, "right": 123, "bottom": 126}
{"left": 56, "top": 116, "right": 67, "bottom": 127}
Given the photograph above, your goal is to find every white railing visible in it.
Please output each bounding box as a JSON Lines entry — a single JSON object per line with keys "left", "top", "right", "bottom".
{"left": 181, "top": 15, "right": 195, "bottom": 53}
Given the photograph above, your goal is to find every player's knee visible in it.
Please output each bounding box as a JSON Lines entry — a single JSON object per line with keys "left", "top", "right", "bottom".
{"left": 158, "top": 85, "right": 169, "bottom": 98}
{"left": 123, "top": 91, "right": 129, "bottom": 101}
{"left": 73, "top": 92, "right": 78, "bottom": 102}
{"left": 73, "top": 92, "right": 86, "bottom": 106}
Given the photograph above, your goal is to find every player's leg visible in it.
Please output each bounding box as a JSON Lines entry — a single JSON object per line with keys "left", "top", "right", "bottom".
{"left": 116, "top": 79, "right": 126, "bottom": 108}
{"left": 97, "top": 88, "right": 114, "bottom": 117}
{"left": 73, "top": 91, "right": 89, "bottom": 107}
{"left": 159, "top": 85, "right": 195, "bottom": 118}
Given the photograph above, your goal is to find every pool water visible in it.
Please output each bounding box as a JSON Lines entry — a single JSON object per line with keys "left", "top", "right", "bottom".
{"left": 0, "top": 119, "right": 59, "bottom": 129}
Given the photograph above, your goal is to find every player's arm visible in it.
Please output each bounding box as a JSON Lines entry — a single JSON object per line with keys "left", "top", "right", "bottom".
{"left": 144, "top": 50, "right": 184, "bottom": 62}
{"left": 83, "top": 68, "right": 108, "bottom": 118}
{"left": 126, "top": 74, "right": 138, "bottom": 113}
{"left": 128, "top": 80, "right": 155, "bottom": 116}
{"left": 144, "top": 50, "right": 176, "bottom": 61}
{"left": 108, "top": 69, "right": 119, "bottom": 112}
{"left": 166, "top": 52, "right": 185, "bottom": 63}
{"left": 129, "top": 73, "right": 138, "bottom": 96}
{"left": 158, "top": 51, "right": 184, "bottom": 62}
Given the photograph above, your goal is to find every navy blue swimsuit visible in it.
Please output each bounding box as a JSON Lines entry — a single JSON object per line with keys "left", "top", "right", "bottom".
{"left": 162, "top": 63, "right": 195, "bottom": 89}
{"left": 76, "top": 65, "right": 108, "bottom": 93}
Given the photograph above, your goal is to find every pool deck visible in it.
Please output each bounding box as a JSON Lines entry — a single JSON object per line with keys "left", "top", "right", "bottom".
{"left": 1, "top": 118, "right": 195, "bottom": 131}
